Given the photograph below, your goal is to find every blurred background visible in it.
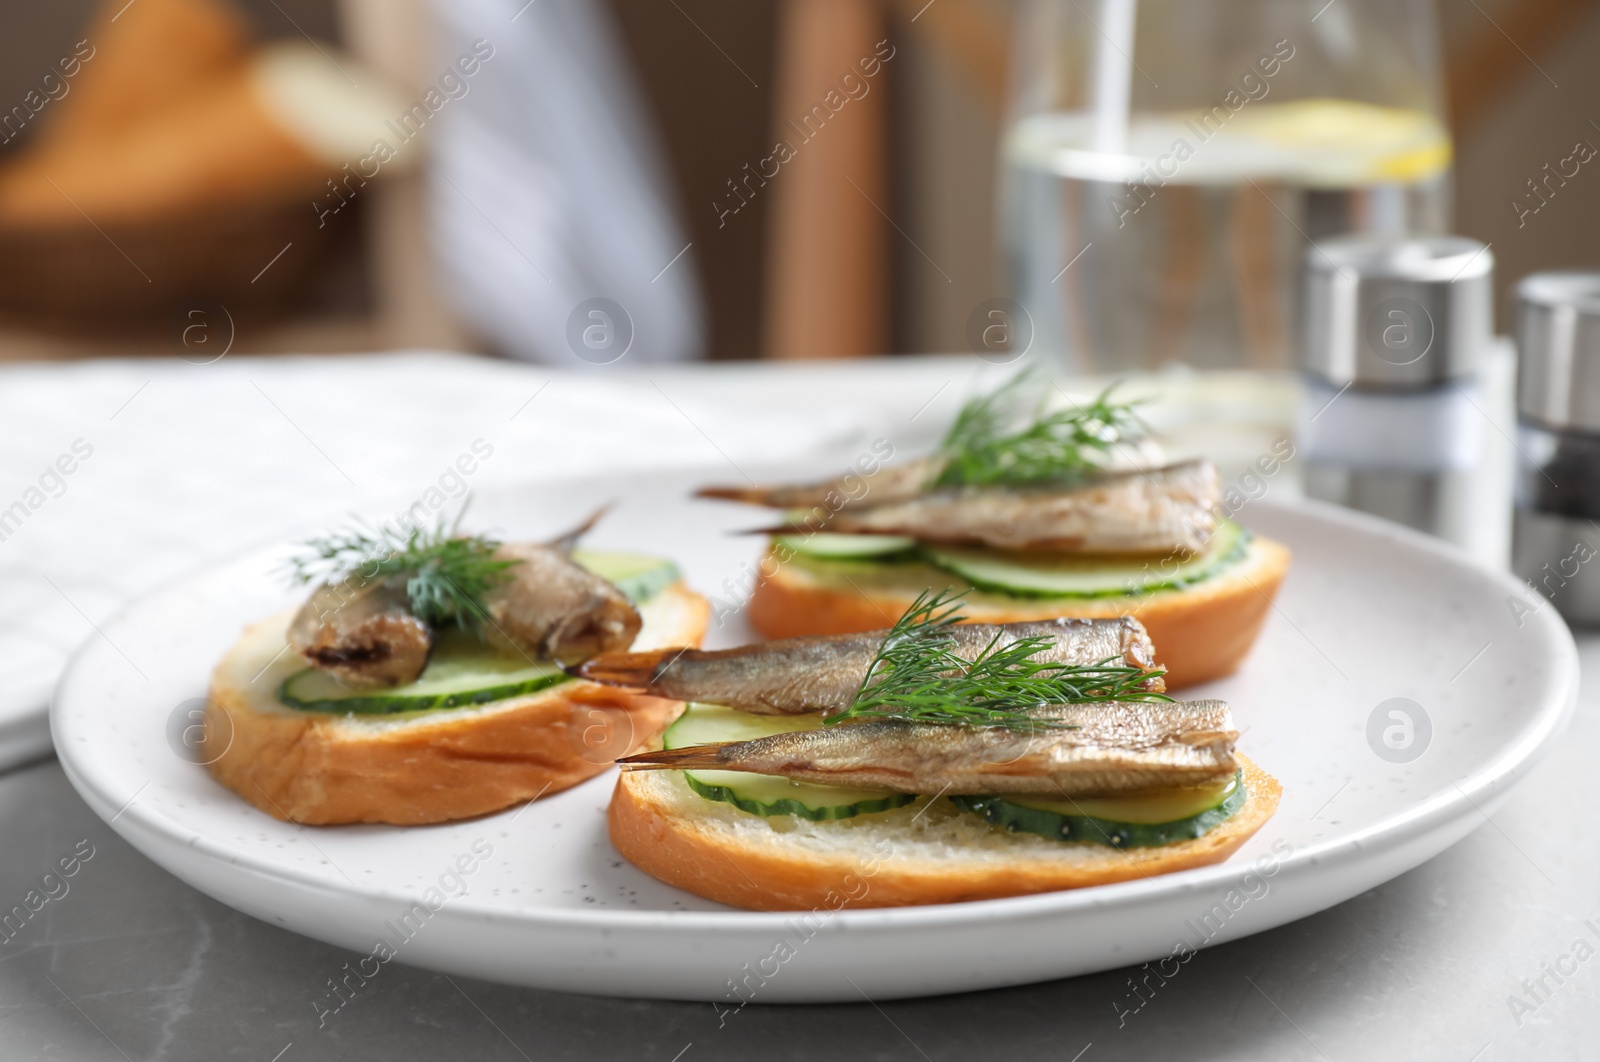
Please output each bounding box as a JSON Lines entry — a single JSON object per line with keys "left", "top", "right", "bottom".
{"left": 0, "top": 0, "right": 1593, "bottom": 364}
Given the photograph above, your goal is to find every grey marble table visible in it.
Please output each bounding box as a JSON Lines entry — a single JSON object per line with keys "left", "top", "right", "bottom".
{"left": 1, "top": 647, "right": 1595, "bottom": 1062}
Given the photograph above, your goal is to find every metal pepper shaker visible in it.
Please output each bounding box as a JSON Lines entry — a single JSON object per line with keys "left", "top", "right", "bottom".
{"left": 1299, "top": 235, "right": 1497, "bottom": 555}
{"left": 1511, "top": 272, "right": 1600, "bottom": 623}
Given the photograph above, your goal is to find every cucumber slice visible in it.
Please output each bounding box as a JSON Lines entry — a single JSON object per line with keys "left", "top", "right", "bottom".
{"left": 774, "top": 532, "right": 918, "bottom": 560}
{"left": 663, "top": 704, "right": 917, "bottom": 821}
{"left": 922, "top": 520, "right": 1248, "bottom": 599}
{"left": 570, "top": 549, "right": 679, "bottom": 602}
{"left": 952, "top": 771, "right": 1246, "bottom": 848}
{"left": 279, "top": 632, "right": 569, "bottom": 714}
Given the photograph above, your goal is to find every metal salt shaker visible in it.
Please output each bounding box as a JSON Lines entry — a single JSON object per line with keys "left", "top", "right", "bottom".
{"left": 1511, "top": 272, "right": 1600, "bottom": 623}
{"left": 1299, "top": 235, "right": 1495, "bottom": 554}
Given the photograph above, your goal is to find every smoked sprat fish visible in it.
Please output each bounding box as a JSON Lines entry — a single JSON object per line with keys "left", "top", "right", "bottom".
{"left": 753, "top": 460, "right": 1220, "bottom": 554}
{"left": 287, "top": 582, "right": 433, "bottom": 689}
{"left": 483, "top": 540, "right": 641, "bottom": 666}
{"left": 618, "top": 700, "right": 1238, "bottom": 797}
{"left": 572, "top": 616, "right": 1160, "bottom": 714}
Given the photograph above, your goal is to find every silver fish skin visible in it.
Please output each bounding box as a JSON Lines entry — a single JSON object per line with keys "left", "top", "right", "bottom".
{"left": 618, "top": 700, "right": 1237, "bottom": 797}
{"left": 572, "top": 616, "right": 1160, "bottom": 714}
{"left": 483, "top": 541, "right": 642, "bottom": 666}
{"left": 697, "top": 457, "right": 942, "bottom": 515}
{"left": 764, "top": 459, "right": 1220, "bottom": 555}
{"left": 286, "top": 581, "right": 433, "bottom": 689}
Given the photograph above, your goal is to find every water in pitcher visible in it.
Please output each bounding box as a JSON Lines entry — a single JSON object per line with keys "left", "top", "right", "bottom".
{"left": 1003, "top": 99, "right": 1451, "bottom": 373}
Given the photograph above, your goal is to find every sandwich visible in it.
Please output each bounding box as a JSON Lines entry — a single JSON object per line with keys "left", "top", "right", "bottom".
{"left": 577, "top": 593, "right": 1280, "bottom": 910}
{"left": 699, "top": 377, "right": 1290, "bottom": 688}
{"left": 204, "top": 515, "right": 709, "bottom": 825}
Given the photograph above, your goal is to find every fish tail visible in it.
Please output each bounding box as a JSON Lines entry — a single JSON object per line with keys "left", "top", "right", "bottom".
{"left": 545, "top": 505, "right": 612, "bottom": 553}
{"left": 616, "top": 744, "right": 730, "bottom": 771}
{"left": 695, "top": 485, "right": 764, "bottom": 503}
{"left": 569, "top": 649, "right": 678, "bottom": 688}
{"left": 737, "top": 523, "right": 822, "bottom": 537}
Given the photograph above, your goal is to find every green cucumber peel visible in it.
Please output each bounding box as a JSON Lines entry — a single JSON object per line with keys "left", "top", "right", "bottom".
{"left": 951, "top": 770, "right": 1247, "bottom": 848}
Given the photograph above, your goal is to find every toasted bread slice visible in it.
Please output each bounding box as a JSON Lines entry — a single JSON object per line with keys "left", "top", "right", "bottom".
{"left": 609, "top": 755, "right": 1280, "bottom": 910}
{"left": 746, "top": 535, "right": 1291, "bottom": 689}
{"left": 205, "top": 583, "right": 710, "bottom": 825}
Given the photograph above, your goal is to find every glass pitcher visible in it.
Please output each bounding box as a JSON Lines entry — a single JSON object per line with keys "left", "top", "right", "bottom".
{"left": 1002, "top": 0, "right": 1450, "bottom": 373}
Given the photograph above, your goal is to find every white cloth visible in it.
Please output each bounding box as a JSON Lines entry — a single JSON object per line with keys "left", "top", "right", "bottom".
{"left": 426, "top": 0, "right": 706, "bottom": 365}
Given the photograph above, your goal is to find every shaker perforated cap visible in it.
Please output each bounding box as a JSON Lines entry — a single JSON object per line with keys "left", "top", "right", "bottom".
{"left": 1516, "top": 272, "right": 1600, "bottom": 433}
{"left": 1301, "top": 235, "right": 1493, "bottom": 388}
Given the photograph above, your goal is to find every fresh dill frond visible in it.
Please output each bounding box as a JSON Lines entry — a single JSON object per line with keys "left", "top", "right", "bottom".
{"left": 288, "top": 512, "right": 519, "bottom": 633}
{"left": 829, "top": 588, "right": 1171, "bottom": 731}
{"left": 933, "top": 373, "right": 1148, "bottom": 489}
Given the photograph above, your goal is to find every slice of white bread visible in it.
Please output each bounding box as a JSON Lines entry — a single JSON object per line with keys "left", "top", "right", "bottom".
{"left": 205, "top": 583, "right": 710, "bottom": 825}
{"left": 609, "top": 755, "right": 1281, "bottom": 910}
{"left": 747, "top": 535, "right": 1291, "bottom": 690}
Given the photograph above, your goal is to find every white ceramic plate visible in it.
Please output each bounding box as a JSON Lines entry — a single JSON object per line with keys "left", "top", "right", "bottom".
{"left": 52, "top": 473, "right": 1577, "bottom": 1002}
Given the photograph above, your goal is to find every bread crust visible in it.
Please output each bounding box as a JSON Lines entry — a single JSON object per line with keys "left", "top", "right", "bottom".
{"left": 747, "top": 536, "right": 1291, "bottom": 689}
{"left": 608, "top": 756, "right": 1281, "bottom": 910}
{"left": 205, "top": 584, "right": 710, "bottom": 825}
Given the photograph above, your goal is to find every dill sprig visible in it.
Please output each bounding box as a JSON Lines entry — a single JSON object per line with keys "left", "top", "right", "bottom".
{"left": 933, "top": 373, "right": 1148, "bottom": 489}
{"left": 288, "top": 513, "right": 519, "bottom": 633}
{"left": 828, "top": 589, "right": 1171, "bottom": 731}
